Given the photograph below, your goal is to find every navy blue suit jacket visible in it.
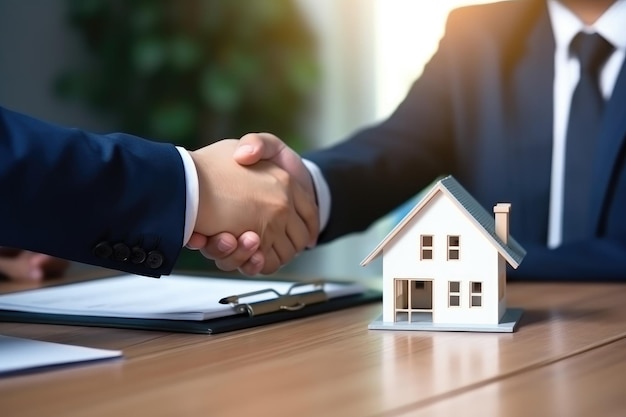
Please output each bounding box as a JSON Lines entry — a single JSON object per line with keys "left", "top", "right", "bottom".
{"left": 0, "top": 106, "right": 186, "bottom": 277}
{"left": 305, "top": 0, "right": 626, "bottom": 281}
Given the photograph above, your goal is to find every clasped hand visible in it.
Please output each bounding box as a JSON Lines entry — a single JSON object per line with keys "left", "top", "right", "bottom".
{"left": 189, "top": 136, "right": 317, "bottom": 275}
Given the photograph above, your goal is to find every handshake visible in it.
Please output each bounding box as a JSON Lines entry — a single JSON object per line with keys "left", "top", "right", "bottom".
{"left": 0, "top": 132, "right": 314, "bottom": 282}
{"left": 187, "top": 133, "right": 318, "bottom": 276}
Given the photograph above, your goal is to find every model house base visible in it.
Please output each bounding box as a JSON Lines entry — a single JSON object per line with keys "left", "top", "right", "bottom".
{"left": 368, "top": 307, "right": 523, "bottom": 333}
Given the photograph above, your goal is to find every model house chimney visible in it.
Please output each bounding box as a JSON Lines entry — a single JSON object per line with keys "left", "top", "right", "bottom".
{"left": 493, "top": 203, "right": 511, "bottom": 244}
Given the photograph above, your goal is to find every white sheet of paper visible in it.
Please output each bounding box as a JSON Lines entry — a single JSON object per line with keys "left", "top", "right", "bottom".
{"left": 0, "top": 274, "right": 365, "bottom": 321}
{"left": 0, "top": 334, "right": 122, "bottom": 375}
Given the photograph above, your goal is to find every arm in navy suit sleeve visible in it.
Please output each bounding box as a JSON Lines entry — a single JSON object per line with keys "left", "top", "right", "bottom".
{"left": 0, "top": 105, "right": 187, "bottom": 277}
{"left": 512, "top": 156, "right": 626, "bottom": 282}
{"left": 304, "top": 12, "right": 458, "bottom": 243}
{"left": 509, "top": 240, "right": 626, "bottom": 282}
{"left": 303, "top": 1, "right": 534, "bottom": 244}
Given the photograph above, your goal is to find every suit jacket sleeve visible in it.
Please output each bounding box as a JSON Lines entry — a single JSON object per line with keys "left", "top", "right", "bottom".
{"left": 0, "top": 106, "right": 187, "bottom": 277}
{"left": 304, "top": 9, "right": 459, "bottom": 243}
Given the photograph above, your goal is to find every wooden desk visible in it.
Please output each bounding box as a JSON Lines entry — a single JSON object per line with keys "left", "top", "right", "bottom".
{"left": 0, "top": 275, "right": 625, "bottom": 417}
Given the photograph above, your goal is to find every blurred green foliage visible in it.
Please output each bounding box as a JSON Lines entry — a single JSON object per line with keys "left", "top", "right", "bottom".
{"left": 56, "top": 0, "right": 319, "bottom": 151}
{"left": 55, "top": 0, "right": 319, "bottom": 271}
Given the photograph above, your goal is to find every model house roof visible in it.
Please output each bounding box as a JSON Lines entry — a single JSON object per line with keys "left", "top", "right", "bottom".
{"left": 360, "top": 175, "right": 527, "bottom": 268}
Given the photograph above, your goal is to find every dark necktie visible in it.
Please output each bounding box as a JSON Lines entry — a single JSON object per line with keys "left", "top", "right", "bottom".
{"left": 562, "top": 32, "right": 614, "bottom": 243}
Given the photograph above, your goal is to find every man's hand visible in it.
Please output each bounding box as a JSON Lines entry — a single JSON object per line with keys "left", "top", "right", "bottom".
{"left": 187, "top": 230, "right": 265, "bottom": 274}
{"left": 188, "top": 133, "right": 317, "bottom": 275}
{"left": 189, "top": 138, "right": 318, "bottom": 274}
{"left": 0, "top": 248, "right": 69, "bottom": 282}
{"left": 234, "top": 133, "right": 316, "bottom": 204}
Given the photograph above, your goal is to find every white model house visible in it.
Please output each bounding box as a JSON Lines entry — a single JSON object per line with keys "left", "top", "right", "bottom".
{"left": 362, "top": 175, "right": 526, "bottom": 332}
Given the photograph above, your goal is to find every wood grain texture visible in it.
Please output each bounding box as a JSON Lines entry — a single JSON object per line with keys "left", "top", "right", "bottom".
{"left": 1, "top": 274, "right": 625, "bottom": 417}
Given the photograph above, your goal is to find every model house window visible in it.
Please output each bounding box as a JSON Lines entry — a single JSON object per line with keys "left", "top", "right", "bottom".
{"left": 420, "top": 235, "right": 433, "bottom": 260}
{"left": 470, "top": 281, "right": 482, "bottom": 307}
{"left": 448, "top": 235, "right": 460, "bottom": 260}
{"left": 449, "top": 281, "right": 460, "bottom": 307}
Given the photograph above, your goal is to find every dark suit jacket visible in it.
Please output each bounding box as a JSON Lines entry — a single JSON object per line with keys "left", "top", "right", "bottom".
{"left": 0, "top": 106, "right": 186, "bottom": 277}
{"left": 305, "top": 0, "right": 626, "bottom": 281}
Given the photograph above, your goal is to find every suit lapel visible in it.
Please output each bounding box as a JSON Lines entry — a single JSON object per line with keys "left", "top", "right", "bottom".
{"left": 507, "top": 7, "right": 555, "bottom": 243}
{"left": 589, "top": 61, "right": 626, "bottom": 233}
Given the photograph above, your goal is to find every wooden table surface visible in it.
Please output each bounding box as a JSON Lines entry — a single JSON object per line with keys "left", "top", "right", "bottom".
{"left": 0, "top": 273, "right": 625, "bottom": 417}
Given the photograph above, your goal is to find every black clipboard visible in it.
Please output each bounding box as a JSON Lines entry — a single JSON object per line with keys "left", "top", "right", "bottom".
{"left": 0, "top": 275, "right": 381, "bottom": 334}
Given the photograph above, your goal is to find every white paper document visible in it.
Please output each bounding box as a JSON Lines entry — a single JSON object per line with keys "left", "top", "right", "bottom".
{"left": 0, "top": 274, "right": 365, "bottom": 321}
{"left": 0, "top": 334, "right": 122, "bottom": 375}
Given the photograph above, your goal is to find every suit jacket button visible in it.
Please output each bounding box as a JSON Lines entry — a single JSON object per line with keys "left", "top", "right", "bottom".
{"left": 93, "top": 241, "right": 113, "bottom": 259}
{"left": 130, "top": 246, "right": 147, "bottom": 264}
{"left": 112, "top": 243, "right": 130, "bottom": 261}
{"left": 146, "top": 250, "right": 164, "bottom": 269}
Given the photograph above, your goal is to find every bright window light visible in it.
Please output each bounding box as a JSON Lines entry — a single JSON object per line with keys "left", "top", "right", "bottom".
{"left": 373, "top": 1, "right": 503, "bottom": 119}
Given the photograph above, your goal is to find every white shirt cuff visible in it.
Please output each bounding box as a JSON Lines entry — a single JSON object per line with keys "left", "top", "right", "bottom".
{"left": 302, "top": 158, "right": 331, "bottom": 233}
{"left": 176, "top": 146, "right": 199, "bottom": 246}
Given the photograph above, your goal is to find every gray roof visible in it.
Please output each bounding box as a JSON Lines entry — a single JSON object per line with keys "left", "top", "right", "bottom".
{"left": 361, "top": 175, "right": 527, "bottom": 267}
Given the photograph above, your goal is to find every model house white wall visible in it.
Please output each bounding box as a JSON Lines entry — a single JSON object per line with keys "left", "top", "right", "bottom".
{"left": 380, "top": 192, "right": 502, "bottom": 325}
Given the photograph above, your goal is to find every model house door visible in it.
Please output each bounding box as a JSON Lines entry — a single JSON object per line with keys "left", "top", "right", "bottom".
{"left": 394, "top": 278, "right": 433, "bottom": 322}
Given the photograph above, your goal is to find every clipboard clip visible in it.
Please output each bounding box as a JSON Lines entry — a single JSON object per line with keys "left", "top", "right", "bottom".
{"left": 219, "top": 281, "right": 328, "bottom": 317}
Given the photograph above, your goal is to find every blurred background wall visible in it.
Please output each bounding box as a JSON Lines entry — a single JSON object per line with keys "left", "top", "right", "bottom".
{"left": 0, "top": 0, "right": 499, "bottom": 279}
